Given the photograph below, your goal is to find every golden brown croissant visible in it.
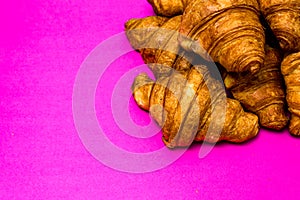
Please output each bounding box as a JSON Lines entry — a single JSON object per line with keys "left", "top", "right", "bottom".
{"left": 178, "top": 0, "right": 265, "bottom": 73}
{"left": 223, "top": 46, "right": 288, "bottom": 130}
{"left": 281, "top": 52, "right": 300, "bottom": 135}
{"left": 132, "top": 65, "right": 259, "bottom": 148}
{"left": 125, "top": 15, "right": 195, "bottom": 78}
{"left": 259, "top": 0, "right": 300, "bottom": 52}
{"left": 147, "top": 0, "right": 189, "bottom": 17}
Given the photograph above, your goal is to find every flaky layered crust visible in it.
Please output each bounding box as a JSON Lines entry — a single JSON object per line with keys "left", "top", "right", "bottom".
{"left": 224, "top": 46, "right": 288, "bottom": 130}
{"left": 179, "top": 0, "right": 265, "bottom": 73}
{"left": 259, "top": 0, "right": 300, "bottom": 52}
{"left": 281, "top": 52, "right": 300, "bottom": 135}
{"left": 126, "top": 16, "right": 193, "bottom": 77}
{"left": 132, "top": 66, "right": 259, "bottom": 148}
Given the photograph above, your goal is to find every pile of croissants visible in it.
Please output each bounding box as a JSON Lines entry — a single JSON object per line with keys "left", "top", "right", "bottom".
{"left": 124, "top": 0, "right": 300, "bottom": 148}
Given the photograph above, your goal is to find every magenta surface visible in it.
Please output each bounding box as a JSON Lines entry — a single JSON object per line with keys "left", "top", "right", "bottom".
{"left": 1, "top": 0, "right": 299, "bottom": 199}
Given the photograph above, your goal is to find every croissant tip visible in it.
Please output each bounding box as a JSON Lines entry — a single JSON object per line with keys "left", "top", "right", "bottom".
{"left": 249, "top": 63, "right": 261, "bottom": 74}
{"left": 125, "top": 19, "right": 138, "bottom": 30}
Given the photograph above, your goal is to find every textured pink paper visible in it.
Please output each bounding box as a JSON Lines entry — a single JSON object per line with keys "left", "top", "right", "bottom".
{"left": 1, "top": 0, "right": 300, "bottom": 199}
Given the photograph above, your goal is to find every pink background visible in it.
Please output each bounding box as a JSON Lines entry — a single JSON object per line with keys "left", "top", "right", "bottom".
{"left": 1, "top": 0, "right": 300, "bottom": 199}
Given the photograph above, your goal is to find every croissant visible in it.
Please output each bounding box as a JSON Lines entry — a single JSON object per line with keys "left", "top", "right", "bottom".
{"left": 126, "top": 15, "right": 195, "bottom": 78}
{"left": 147, "top": 0, "right": 189, "bottom": 17}
{"left": 259, "top": 0, "right": 300, "bottom": 52}
{"left": 132, "top": 65, "right": 259, "bottom": 148}
{"left": 223, "top": 46, "right": 288, "bottom": 130}
{"left": 281, "top": 52, "right": 300, "bottom": 135}
{"left": 178, "top": 0, "right": 265, "bottom": 73}
{"left": 124, "top": 16, "right": 168, "bottom": 50}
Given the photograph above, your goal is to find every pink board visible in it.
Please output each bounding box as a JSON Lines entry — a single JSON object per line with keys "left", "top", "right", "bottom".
{"left": 1, "top": 0, "right": 299, "bottom": 199}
